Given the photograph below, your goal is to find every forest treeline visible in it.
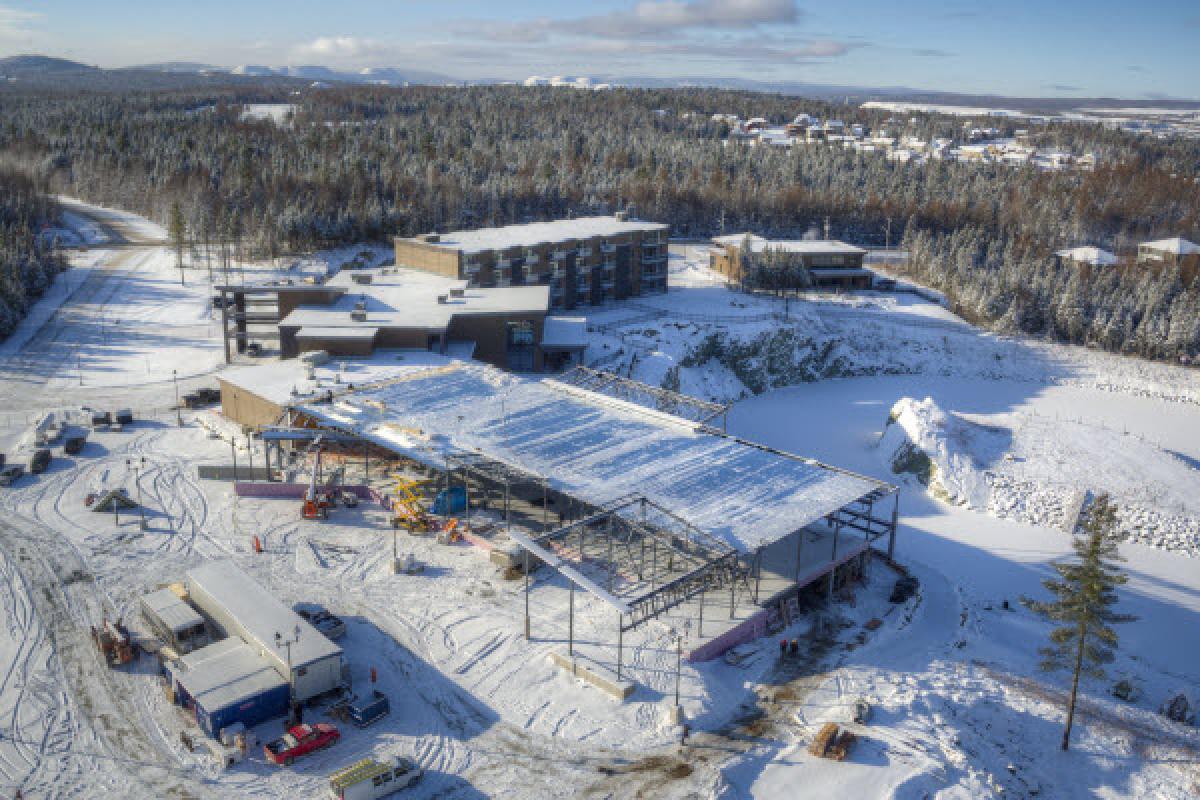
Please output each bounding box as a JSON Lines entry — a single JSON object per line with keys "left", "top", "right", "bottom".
{"left": 0, "top": 168, "right": 64, "bottom": 336}
{"left": 0, "top": 85, "right": 1198, "bottom": 358}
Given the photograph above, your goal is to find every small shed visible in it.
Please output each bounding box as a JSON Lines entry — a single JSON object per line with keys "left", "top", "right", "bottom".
{"left": 91, "top": 489, "right": 137, "bottom": 512}
{"left": 167, "top": 638, "right": 290, "bottom": 738}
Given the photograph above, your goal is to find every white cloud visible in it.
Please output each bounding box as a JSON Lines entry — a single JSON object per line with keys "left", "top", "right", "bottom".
{"left": 461, "top": 0, "right": 801, "bottom": 43}
{"left": 290, "top": 36, "right": 387, "bottom": 63}
{"left": 0, "top": 6, "right": 41, "bottom": 42}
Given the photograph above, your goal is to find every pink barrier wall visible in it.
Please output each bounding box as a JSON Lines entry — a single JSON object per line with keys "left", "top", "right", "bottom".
{"left": 688, "top": 607, "right": 777, "bottom": 663}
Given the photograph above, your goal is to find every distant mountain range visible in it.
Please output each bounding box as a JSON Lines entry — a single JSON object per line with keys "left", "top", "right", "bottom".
{"left": 2, "top": 54, "right": 1196, "bottom": 111}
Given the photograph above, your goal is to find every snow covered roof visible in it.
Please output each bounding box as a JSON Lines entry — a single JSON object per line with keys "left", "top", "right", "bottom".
{"left": 279, "top": 267, "right": 549, "bottom": 332}
{"left": 142, "top": 588, "right": 205, "bottom": 635}
{"left": 186, "top": 560, "right": 341, "bottom": 670}
{"left": 1056, "top": 246, "right": 1118, "bottom": 266}
{"left": 541, "top": 316, "right": 588, "bottom": 349}
{"left": 711, "top": 234, "right": 868, "bottom": 256}
{"left": 404, "top": 216, "right": 668, "bottom": 256}
{"left": 296, "top": 362, "right": 889, "bottom": 552}
{"left": 296, "top": 326, "right": 380, "bottom": 340}
{"left": 1139, "top": 237, "right": 1200, "bottom": 255}
{"left": 172, "top": 638, "right": 287, "bottom": 713}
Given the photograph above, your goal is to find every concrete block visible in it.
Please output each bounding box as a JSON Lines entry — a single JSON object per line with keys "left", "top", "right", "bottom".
{"left": 549, "top": 649, "right": 633, "bottom": 701}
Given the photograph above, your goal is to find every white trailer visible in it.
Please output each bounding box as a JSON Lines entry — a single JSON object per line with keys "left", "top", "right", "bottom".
{"left": 186, "top": 560, "right": 343, "bottom": 702}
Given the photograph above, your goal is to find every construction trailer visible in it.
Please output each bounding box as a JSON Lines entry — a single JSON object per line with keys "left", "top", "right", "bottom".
{"left": 141, "top": 587, "right": 210, "bottom": 655}
{"left": 185, "top": 560, "right": 344, "bottom": 702}
{"left": 166, "top": 638, "right": 291, "bottom": 738}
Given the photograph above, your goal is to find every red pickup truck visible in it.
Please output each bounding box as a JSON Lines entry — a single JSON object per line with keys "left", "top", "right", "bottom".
{"left": 264, "top": 723, "right": 340, "bottom": 766}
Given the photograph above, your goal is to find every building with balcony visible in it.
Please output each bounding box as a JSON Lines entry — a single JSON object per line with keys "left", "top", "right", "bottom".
{"left": 708, "top": 234, "right": 873, "bottom": 290}
{"left": 1137, "top": 237, "right": 1200, "bottom": 270}
{"left": 394, "top": 212, "right": 670, "bottom": 309}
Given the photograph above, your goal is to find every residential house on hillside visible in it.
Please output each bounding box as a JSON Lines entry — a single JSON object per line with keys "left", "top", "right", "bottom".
{"left": 1137, "top": 237, "right": 1200, "bottom": 270}
{"left": 709, "top": 234, "right": 872, "bottom": 289}
{"left": 1056, "top": 246, "right": 1119, "bottom": 269}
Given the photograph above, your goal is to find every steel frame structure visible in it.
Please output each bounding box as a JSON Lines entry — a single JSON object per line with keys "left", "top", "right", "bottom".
{"left": 552, "top": 366, "right": 731, "bottom": 430}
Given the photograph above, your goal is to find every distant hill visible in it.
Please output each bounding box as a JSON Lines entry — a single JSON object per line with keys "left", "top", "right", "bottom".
{"left": 0, "top": 54, "right": 97, "bottom": 74}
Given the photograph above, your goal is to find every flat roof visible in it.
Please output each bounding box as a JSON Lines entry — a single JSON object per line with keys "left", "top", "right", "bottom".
{"left": 541, "top": 316, "right": 588, "bottom": 349}
{"left": 186, "top": 560, "right": 341, "bottom": 670}
{"left": 142, "top": 588, "right": 205, "bottom": 635}
{"left": 402, "top": 216, "right": 668, "bottom": 255}
{"left": 712, "top": 234, "right": 868, "bottom": 256}
{"left": 173, "top": 638, "right": 287, "bottom": 713}
{"left": 295, "top": 362, "right": 890, "bottom": 553}
{"left": 296, "top": 326, "right": 380, "bottom": 340}
{"left": 218, "top": 349, "right": 460, "bottom": 408}
{"left": 279, "top": 267, "right": 548, "bottom": 332}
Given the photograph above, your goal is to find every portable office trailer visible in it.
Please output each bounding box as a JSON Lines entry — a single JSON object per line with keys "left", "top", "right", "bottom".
{"left": 168, "top": 638, "right": 291, "bottom": 738}
{"left": 141, "top": 588, "right": 210, "bottom": 654}
{"left": 185, "top": 560, "right": 344, "bottom": 702}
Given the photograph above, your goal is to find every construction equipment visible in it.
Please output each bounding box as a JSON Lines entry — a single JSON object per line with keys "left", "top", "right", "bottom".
{"left": 92, "top": 617, "right": 135, "bottom": 667}
{"left": 303, "top": 438, "right": 332, "bottom": 520}
{"left": 389, "top": 475, "right": 434, "bottom": 532}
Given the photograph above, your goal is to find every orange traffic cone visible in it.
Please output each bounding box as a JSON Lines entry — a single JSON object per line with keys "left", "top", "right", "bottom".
{"left": 253, "top": 535, "right": 262, "bottom": 554}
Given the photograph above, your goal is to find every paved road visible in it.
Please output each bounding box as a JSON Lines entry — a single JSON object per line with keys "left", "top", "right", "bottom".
{"left": 0, "top": 201, "right": 221, "bottom": 428}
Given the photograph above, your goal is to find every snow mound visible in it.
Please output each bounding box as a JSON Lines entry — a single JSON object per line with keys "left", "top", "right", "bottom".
{"left": 878, "top": 397, "right": 1006, "bottom": 507}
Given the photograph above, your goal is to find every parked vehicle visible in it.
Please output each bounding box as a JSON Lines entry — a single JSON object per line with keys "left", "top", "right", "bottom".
{"left": 328, "top": 756, "right": 422, "bottom": 799}
{"left": 346, "top": 690, "right": 389, "bottom": 728}
{"left": 296, "top": 606, "right": 347, "bottom": 640}
{"left": 341, "top": 491, "right": 359, "bottom": 508}
{"left": 30, "top": 449, "right": 51, "bottom": 474}
{"left": 0, "top": 453, "right": 5, "bottom": 468}
{"left": 264, "top": 723, "right": 340, "bottom": 766}
{"left": 0, "top": 465, "right": 24, "bottom": 486}
{"left": 115, "top": 409, "right": 134, "bottom": 426}
{"left": 246, "top": 342, "right": 262, "bottom": 357}
{"left": 198, "top": 387, "right": 222, "bottom": 403}
{"left": 91, "top": 410, "right": 112, "bottom": 428}
{"left": 92, "top": 618, "right": 134, "bottom": 667}
{"left": 64, "top": 435, "right": 87, "bottom": 455}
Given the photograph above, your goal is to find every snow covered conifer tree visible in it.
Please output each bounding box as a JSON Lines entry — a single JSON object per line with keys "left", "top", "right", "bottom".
{"left": 1022, "top": 494, "right": 1136, "bottom": 751}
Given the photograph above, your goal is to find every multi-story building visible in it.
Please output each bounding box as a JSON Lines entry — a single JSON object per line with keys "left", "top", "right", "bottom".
{"left": 708, "top": 234, "right": 873, "bottom": 290}
{"left": 393, "top": 212, "right": 669, "bottom": 309}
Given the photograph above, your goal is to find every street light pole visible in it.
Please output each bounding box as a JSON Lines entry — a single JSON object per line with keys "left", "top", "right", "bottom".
{"left": 674, "top": 633, "right": 683, "bottom": 709}
{"left": 173, "top": 369, "right": 183, "bottom": 426}
{"left": 275, "top": 626, "right": 302, "bottom": 717}
{"left": 127, "top": 456, "right": 147, "bottom": 530}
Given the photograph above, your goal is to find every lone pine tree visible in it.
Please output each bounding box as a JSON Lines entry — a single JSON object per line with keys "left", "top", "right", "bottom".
{"left": 1022, "top": 494, "right": 1136, "bottom": 751}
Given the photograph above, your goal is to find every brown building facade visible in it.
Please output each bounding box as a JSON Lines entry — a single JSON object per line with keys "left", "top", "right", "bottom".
{"left": 394, "top": 213, "right": 669, "bottom": 309}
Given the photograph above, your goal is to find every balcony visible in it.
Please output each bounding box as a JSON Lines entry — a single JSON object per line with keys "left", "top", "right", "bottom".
{"left": 641, "top": 254, "right": 667, "bottom": 265}
{"left": 578, "top": 246, "right": 593, "bottom": 257}
{"left": 600, "top": 243, "right": 617, "bottom": 254}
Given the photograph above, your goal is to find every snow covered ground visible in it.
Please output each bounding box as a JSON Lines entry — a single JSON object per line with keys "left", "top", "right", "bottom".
{"left": 0, "top": 205, "right": 1197, "bottom": 798}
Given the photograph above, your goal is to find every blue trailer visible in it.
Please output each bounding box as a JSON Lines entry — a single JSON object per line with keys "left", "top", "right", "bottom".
{"left": 168, "top": 638, "right": 291, "bottom": 738}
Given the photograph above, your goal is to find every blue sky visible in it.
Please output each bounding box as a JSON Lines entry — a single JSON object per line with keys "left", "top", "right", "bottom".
{"left": 1, "top": 0, "right": 1197, "bottom": 98}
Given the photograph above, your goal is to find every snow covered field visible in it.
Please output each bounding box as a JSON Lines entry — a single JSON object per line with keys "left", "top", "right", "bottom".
{"left": 0, "top": 204, "right": 1197, "bottom": 798}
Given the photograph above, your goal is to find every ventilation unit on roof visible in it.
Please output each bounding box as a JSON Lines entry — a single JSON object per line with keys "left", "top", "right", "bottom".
{"left": 449, "top": 287, "right": 465, "bottom": 298}
{"left": 354, "top": 299, "right": 367, "bottom": 311}
{"left": 351, "top": 273, "right": 373, "bottom": 285}
{"left": 419, "top": 232, "right": 440, "bottom": 243}
{"left": 614, "top": 210, "right": 629, "bottom": 221}
{"left": 350, "top": 309, "right": 367, "bottom": 321}
{"left": 437, "top": 294, "right": 449, "bottom": 304}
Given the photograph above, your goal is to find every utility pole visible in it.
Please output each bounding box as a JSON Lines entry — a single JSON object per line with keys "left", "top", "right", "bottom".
{"left": 127, "top": 456, "right": 147, "bottom": 530}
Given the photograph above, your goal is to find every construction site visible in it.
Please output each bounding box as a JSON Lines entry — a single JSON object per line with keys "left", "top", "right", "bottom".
{"left": 218, "top": 351, "right": 899, "bottom": 697}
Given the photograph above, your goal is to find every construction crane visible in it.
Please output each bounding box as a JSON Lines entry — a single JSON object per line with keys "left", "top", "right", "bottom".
{"left": 303, "top": 437, "right": 331, "bottom": 520}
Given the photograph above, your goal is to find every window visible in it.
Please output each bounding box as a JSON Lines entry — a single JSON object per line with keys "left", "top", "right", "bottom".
{"left": 374, "top": 775, "right": 384, "bottom": 787}
{"left": 507, "top": 321, "right": 535, "bottom": 347}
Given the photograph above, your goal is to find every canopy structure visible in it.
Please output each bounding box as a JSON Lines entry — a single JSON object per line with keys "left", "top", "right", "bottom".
{"left": 296, "top": 361, "right": 891, "bottom": 554}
